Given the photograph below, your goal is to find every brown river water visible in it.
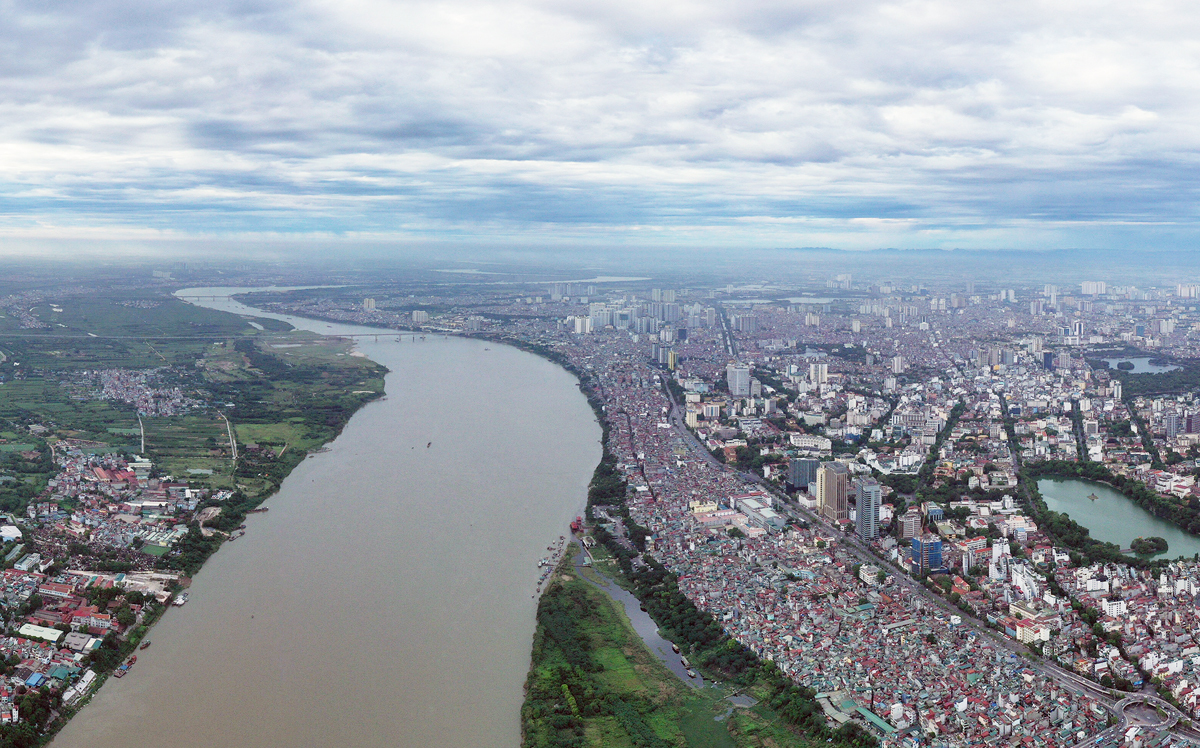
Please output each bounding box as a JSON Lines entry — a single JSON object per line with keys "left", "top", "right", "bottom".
{"left": 50, "top": 288, "right": 601, "bottom": 748}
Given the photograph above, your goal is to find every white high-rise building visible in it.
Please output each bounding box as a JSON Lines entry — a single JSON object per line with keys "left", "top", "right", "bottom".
{"left": 854, "top": 478, "right": 881, "bottom": 539}
{"left": 809, "top": 362, "right": 828, "bottom": 385}
{"left": 726, "top": 364, "right": 751, "bottom": 397}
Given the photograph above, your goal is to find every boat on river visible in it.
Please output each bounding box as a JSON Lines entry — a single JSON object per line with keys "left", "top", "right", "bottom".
{"left": 1088, "top": 492, "right": 1099, "bottom": 501}
{"left": 173, "top": 592, "right": 189, "bottom": 607}
{"left": 139, "top": 640, "right": 151, "bottom": 650}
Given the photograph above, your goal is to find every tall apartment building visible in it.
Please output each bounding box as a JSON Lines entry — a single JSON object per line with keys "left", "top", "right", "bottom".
{"left": 726, "top": 364, "right": 751, "bottom": 397}
{"left": 817, "top": 462, "right": 849, "bottom": 522}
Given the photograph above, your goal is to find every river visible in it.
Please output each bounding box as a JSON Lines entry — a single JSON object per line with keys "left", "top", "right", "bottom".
{"left": 1038, "top": 478, "right": 1200, "bottom": 558}
{"left": 51, "top": 288, "right": 602, "bottom": 748}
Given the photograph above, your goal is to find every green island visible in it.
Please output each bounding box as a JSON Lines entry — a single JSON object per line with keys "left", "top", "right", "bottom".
{"left": 0, "top": 286, "right": 386, "bottom": 745}
{"left": 1130, "top": 536, "right": 1169, "bottom": 556}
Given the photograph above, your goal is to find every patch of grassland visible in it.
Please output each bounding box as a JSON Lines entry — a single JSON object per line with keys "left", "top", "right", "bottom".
{"left": 522, "top": 550, "right": 818, "bottom": 748}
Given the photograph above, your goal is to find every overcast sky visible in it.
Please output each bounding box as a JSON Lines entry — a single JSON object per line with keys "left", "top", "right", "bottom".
{"left": 2, "top": 0, "right": 1198, "bottom": 251}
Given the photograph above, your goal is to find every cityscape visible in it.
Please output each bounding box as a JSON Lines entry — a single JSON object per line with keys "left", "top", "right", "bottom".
{"left": 5, "top": 263, "right": 1200, "bottom": 746}
{"left": 3, "top": 0, "right": 1199, "bottom": 744}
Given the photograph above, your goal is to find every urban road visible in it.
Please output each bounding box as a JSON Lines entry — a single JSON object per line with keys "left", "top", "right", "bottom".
{"left": 658, "top": 382, "right": 1199, "bottom": 746}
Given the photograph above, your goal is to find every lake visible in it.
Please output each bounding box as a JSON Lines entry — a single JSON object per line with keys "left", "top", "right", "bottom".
{"left": 1038, "top": 478, "right": 1200, "bottom": 558}
{"left": 51, "top": 287, "right": 602, "bottom": 748}
{"left": 1100, "top": 357, "right": 1180, "bottom": 374}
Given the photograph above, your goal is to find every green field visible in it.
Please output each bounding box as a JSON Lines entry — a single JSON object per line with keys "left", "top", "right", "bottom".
{"left": 523, "top": 551, "right": 823, "bottom": 748}
{"left": 0, "top": 290, "right": 386, "bottom": 520}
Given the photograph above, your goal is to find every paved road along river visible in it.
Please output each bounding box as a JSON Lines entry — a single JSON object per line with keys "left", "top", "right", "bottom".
{"left": 51, "top": 287, "right": 601, "bottom": 748}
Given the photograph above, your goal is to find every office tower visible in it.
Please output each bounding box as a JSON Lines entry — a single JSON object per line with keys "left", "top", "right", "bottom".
{"left": 891, "top": 356, "right": 904, "bottom": 374}
{"left": 573, "top": 316, "right": 593, "bottom": 334}
{"left": 726, "top": 365, "right": 751, "bottom": 397}
{"left": 362, "top": 298, "right": 376, "bottom": 311}
{"left": 854, "top": 478, "right": 881, "bottom": 540}
{"left": 911, "top": 534, "right": 943, "bottom": 575}
{"left": 817, "top": 462, "right": 849, "bottom": 522}
{"left": 1165, "top": 413, "right": 1180, "bottom": 439}
{"left": 789, "top": 458, "right": 819, "bottom": 489}
{"left": 411, "top": 310, "right": 429, "bottom": 324}
{"left": 808, "top": 362, "right": 828, "bottom": 385}
{"left": 706, "top": 308, "right": 717, "bottom": 327}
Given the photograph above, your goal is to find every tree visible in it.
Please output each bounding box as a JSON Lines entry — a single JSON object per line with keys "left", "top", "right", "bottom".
{"left": 876, "top": 569, "right": 887, "bottom": 585}
{"left": 115, "top": 607, "right": 136, "bottom": 629}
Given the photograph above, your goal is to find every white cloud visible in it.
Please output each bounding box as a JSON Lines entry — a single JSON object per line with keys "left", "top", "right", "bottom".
{"left": 0, "top": 0, "right": 1198, "bottom": 248}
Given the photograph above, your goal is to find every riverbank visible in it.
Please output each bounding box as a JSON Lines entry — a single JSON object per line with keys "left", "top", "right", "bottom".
{"left": 523, "top": 546, "right": 822, "bottom": 748}
{"left": 19, "top": 329, "right": 388, "bottom": 745}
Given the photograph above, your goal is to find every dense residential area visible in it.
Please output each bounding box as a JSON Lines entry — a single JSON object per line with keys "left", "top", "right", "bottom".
{"left": 262, "top": 277, "right": 1200, "bottom": 747}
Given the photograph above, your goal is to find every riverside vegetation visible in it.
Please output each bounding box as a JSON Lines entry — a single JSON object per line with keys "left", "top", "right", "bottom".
{"left": 0, "top": 287, "right": 387, "bottom": 744}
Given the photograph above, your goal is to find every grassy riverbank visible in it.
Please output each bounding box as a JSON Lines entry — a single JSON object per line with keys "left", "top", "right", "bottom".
{"left": 523, "top": 553, "right": 826, "bottom": 748}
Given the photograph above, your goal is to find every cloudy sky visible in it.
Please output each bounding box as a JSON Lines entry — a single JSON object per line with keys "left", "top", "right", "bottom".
{"left": 2, "top": 0, "right": 1198, "bottom": 250}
